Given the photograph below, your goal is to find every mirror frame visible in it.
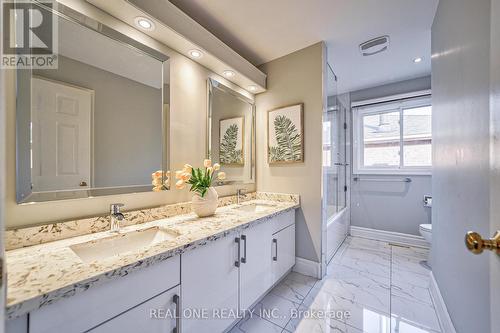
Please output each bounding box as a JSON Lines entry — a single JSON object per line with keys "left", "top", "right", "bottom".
{"left": 16, "top": 1, "right": 170, "bottom": 203}
{"left": 207, "top": 78, "right": 256, "bottom": 186}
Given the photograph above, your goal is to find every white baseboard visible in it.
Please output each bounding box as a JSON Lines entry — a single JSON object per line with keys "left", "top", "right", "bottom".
{"left": 430, "top": 272, "right": 456, "bottom": 333}
{"left": 349, "top": 226, "right": 430, "bottom": 248}
{"left": 293, "top": 257, "right": 321, "bottom": 279}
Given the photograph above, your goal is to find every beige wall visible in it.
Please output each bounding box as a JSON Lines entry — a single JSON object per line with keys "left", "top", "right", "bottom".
{"left": 256, "top": 42, "right": 325, "bottom": 262}
{"left": 5, "top": 1, "right": 255, "bottom": 229}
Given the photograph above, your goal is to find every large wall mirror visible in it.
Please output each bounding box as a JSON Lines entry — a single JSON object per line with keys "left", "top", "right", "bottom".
{"left": 207, "top": 79, "right": 255, "bottom": 185}
{"left": 16, "top": 2, "right": 170, "bottom": 203}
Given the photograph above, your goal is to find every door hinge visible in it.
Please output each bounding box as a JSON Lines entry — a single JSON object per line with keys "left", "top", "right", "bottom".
{"left": 343, "top": 122, "right": 347, "bottom": 130}
{"left": 344, "top": 185, "right": 348, "bottom": 192}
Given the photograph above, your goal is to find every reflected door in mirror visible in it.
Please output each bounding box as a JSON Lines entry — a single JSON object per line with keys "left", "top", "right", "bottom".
{"left": 31, "top": 77, "right": 92, "bottom": 191}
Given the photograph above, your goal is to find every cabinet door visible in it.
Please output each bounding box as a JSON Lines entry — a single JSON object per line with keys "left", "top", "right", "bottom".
{"left": 89, "top": 286, "right": 180, "bottom": 333}
{"left": 6, "top": 315, "right": 28, "bottom": 333}
{"left": 272, "top": 224, "right": 296, "bottom": 284}
{"left": 181, "top": 236, "right": 239, "bottom": 333}
{"left": 239, "top": 221, "right": 273, "bottom": 311}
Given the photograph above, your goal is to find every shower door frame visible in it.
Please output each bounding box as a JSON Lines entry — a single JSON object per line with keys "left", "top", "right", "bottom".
{"left": 321, "top": 63, "right": 350, "bottom": 277}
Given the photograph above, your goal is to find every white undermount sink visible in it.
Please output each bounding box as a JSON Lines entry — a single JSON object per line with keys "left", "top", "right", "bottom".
{"left": 70, "top": 227, "right": 180, "bottom": 263}
{"left": 232, "top": 203, "right": 277, "bottom": 213}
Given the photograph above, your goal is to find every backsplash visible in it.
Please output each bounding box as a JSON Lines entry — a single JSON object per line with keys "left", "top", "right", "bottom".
{"left": 6, "top": 192, "right": 299, "bottom": 250}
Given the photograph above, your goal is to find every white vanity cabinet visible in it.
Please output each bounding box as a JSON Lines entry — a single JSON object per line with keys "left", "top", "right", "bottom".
{"left": 181, "top": 235, "right": 240, "bottom": 333}
{"left": 181, "top": 210, "right": 296, "bottom": 333}
{"left": 239, "top": 221, "right": 273, "bottom": 311}
{"left": 272, "top": 223, "right": 296, "bottom": 284}
{"left": 8, "top": 209, "right": 297, "bottom": 333}
{"left": 27, "top": 256, "right": 180, "bottom": 333}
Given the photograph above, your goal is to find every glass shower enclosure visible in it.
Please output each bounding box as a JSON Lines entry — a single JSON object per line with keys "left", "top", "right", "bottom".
{"left": 322, "top": 65, "right": 349, "bottom": 272}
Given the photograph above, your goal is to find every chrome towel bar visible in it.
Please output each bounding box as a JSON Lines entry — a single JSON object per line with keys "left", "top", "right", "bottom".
{"left": 353, "top": 177, "right": 412, "bottom": 183}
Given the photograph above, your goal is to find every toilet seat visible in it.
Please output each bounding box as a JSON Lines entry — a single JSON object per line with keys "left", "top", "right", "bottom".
{"left": 419, "top": 224, "right": 432, "bottom": 232}
{"left": 419, "top": 224, "right": 432, "bottom": 244}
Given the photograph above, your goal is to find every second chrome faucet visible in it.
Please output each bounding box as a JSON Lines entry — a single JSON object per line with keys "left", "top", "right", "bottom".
{"left": 110, "top": 203, "right": 125, "bottom": 233}
{"left": 236, "top": 189, "right": 246, "bottom": 204}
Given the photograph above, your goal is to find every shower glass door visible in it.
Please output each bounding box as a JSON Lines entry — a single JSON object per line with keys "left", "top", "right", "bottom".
{"left": 323, "top": 67, "right": 347, "bottom": 222}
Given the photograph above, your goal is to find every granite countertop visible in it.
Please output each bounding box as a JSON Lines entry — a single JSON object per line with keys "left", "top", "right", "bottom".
{"left": 6, "top": 194, "right": 299, "bottom": 319}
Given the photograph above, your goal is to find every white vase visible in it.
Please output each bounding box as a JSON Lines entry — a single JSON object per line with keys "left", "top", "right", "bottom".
{"left": 191, "top": 187, "right": 219, "bottom": 217}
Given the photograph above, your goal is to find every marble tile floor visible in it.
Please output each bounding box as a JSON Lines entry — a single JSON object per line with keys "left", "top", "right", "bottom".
{"left": 229, "top": 236, "right": 441, "bottom": 333}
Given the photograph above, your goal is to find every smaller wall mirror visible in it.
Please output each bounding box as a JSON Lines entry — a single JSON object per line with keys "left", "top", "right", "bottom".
{"left": 207, "top": 79, "right": 255, "bottom": 185}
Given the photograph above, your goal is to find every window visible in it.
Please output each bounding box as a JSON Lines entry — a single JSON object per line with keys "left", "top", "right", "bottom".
{"left": 353, "top": 96, "right": 432, "bottom": 174}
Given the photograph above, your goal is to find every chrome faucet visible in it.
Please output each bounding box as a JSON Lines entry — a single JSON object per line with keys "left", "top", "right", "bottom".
{"left": 236, "top": 189, "right": 246, "bottom": 204}
{"left": 110, "top": 203, "right": 125, "bottom": 233}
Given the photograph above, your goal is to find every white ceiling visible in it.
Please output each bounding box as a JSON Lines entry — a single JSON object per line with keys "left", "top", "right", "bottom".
{"left": 169, "top": 0, "right": 439, "bottom": 93}
{"left": 59, "top": 15, "right": 167, "bottom": 88}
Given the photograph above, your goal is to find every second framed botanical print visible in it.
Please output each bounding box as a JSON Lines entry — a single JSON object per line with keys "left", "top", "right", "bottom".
{"left": 268, "top": 104, "right": 304, "bottom": 164}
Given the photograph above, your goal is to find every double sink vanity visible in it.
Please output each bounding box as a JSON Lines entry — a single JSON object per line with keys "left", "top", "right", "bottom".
{"left": 6, "top": 2, "right": 291, "bottom": 333}
{"left": 6, "top": 192, "right": 299, "bottom": 333}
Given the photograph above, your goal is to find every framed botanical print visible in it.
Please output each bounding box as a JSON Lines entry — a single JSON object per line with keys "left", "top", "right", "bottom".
{"left": 219, "top": 116, "right": 245, "bottom": 165}
{"left": 268, "top": 104, "right": 304, "bottom": 164}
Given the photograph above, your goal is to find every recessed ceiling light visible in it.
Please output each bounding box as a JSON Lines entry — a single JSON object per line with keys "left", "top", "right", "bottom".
{"left": 134, "top": 17, "right": 155, "bottom": 31}
{"left": 189, "top": 49, "right": 203, "bottom": 58}
{"left": 223, "top": 70, "right": 235, "bottom": 78}
{"left": 413, "top": 57, "right": 423, "bottom": 63}
{"left": 248, "top": 85, "right": 257, "bottom": 92}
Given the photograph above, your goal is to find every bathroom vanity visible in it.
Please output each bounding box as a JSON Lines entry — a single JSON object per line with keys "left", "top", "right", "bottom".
{"left": 6, "top": 193, "right": 298, "bottom": 333}
{"left": 5, "top": 2, "right": 288, "bottom": 332}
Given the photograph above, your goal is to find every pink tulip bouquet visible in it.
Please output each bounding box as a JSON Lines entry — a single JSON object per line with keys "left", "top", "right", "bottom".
{"left": 175, "top": 159, "right": 226, "bottom": 197}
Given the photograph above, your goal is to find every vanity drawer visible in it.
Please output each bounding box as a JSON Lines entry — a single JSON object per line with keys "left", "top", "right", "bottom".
{"left": 272, "top": 209, "right": 296, "bottom": 234}
{"left": 89, "top": 286, "right": 180, "bottom": 333}
{"left": 29, "top": 255, "right": 180, "bottom": 333}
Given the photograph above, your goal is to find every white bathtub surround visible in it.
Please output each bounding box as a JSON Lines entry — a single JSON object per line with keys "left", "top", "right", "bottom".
{"left": 230, "top": 236, "right": 442, "bottom": 333}
{"left": 5, "top": 193, "right": 299, "bottom": 319}
{"left": 326, "top": 207, "right": 349, "bottom": 263}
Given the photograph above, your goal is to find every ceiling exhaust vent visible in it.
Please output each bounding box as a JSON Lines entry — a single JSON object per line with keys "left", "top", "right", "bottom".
{"left": 359, "top": 36, "right": 390, "bottom": 56}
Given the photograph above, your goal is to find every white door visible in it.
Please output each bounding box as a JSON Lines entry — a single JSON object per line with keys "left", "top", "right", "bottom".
{"left": 239, "top": 222, "right": 273, "bottom": 311}
{"left": 272, "top": 224, "right": 296, "bottom": 284}
{"left": 31, "top": 77, "right": 92, "bottom": 191}
{"left": 181, "top": 236, "right": 239, "bottom": 333}
{"left": 490, "top": 2, "right": 500, "bottom": 329}
{"left": 88, "top": 286, "right": 180, "bottom": 333}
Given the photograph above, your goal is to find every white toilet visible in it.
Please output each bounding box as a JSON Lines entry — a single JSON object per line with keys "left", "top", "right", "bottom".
{"left": 419, "top": 223, "right": 432, "bottom": 243}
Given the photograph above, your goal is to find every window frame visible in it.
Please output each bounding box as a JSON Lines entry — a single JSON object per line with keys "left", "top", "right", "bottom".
{"left": 353, "top": 95, "right": 432, "bottom": 175}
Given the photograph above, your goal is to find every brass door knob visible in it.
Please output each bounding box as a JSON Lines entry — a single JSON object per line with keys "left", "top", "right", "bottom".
{"left": 465, "top": 231, "right": 500, "bottom": 254}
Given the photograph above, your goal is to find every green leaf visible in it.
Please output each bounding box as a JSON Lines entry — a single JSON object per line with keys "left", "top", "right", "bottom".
{"left": 269, "top": 146, "right": 284, "bottom": 162}
{"left": 220, "top": 123, "right": 242, "bottom": 164}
